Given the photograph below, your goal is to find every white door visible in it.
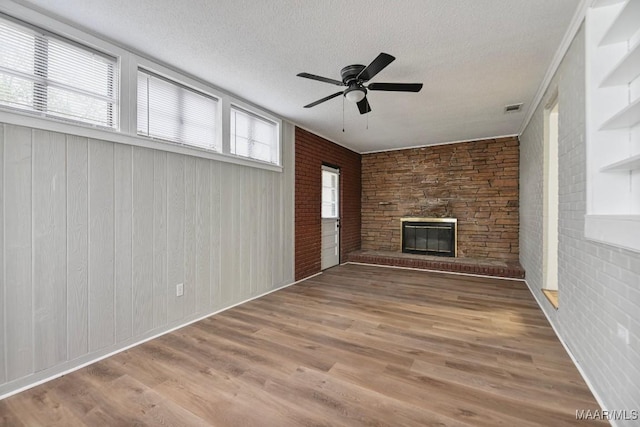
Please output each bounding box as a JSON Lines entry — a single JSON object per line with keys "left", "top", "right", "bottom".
{"left": 321, "top": 166, "right": 340, "bottom": 270}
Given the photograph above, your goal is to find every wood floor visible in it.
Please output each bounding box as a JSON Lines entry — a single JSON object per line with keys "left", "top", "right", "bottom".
{"left": 0, "top": 264, "right": 606, "bottom": 426}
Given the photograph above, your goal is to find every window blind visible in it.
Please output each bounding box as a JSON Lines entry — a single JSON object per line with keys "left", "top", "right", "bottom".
{"left": 230, "top": 106, "right": 278, "bottom": 164}
{"left": 137, "top": 69, "right": 218, "bottom": 150}
{"left": 0, "top": 15, "right": 119, "bottom": 128}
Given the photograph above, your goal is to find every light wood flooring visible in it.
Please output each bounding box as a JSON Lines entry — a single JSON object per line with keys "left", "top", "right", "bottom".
{"left": 0, "top": 264, "right": 606, "bottom": 426}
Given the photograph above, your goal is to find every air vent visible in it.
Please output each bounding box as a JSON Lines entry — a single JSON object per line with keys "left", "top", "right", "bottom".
{"left": 504, "top": 103, "right": 523, "bottom": 113}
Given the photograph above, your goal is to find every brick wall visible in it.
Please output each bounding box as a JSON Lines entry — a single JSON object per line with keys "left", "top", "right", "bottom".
{"left": 361, "top": 137, "right": 520, "bottom": 260}
{"left": 295, "top": 127, "right": 361, "bottom": 280}
{"left": 520, "top": 25, "right": 640, "bottom": 420}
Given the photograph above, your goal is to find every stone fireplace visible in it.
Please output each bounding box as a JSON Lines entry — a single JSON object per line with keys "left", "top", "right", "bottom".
{"left": 360, "top": 137, "right": 519, "bottom": 261}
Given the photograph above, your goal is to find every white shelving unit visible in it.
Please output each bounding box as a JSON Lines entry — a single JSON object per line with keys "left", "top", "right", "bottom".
{"left": 600, "top": 96, "right": 640, "bottom": 129}
{"left": 600, "top": 153, "right": 640, "bottom": 172}
{"left": 599, "top": 0, "right": 640, "bottom": 45}
{"left": 586, "top": 0, "right": 640, "bottom": 252}
{"left": 600, "top": 40, "right": 640, "bottom": 86}
{"left": 591, "top": 0, "right": 640, "bottom": 175}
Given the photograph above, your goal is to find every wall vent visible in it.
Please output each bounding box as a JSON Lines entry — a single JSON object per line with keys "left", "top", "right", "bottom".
{"left": 504, "top": 103, "right": 523, "bottom": 113}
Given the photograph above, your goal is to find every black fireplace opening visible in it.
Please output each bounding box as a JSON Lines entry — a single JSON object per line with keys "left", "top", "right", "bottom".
{"left": 401, "top": 219, "right": 456, "bottom": 257}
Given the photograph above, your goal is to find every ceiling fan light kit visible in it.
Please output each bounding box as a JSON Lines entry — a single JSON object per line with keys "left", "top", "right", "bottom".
{"left": 297, "top": 52, "right": 423, "bottom": 115}
{"left": 344, "top": 85, "right": 366, "bottom": 103}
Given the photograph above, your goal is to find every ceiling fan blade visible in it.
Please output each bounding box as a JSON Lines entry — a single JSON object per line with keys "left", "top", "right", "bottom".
{"left": 303, "top": 91, "right": 344, "bottom": 108}
{"left": 356, "top": 97, "right": 372, "bottom": 114}
{"left": 357, "top": 53, "right": 395, "bottom": 81}
{"left": 297, "top": 72, "right": 344, "bottom": 86}
{"left": 368, "top": 82, "right": 423, "bottom": 92}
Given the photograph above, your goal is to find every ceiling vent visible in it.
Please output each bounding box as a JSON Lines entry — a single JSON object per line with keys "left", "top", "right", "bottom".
{"left": 504, "top": 103, "right": 523, "bottom": 113}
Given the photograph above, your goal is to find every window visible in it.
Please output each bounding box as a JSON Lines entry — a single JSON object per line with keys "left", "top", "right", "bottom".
{"left": 322, "top": 168, "right": 339, "bottom": 218}
{"left": 543, "top": 100, "right": 559, "bottom": 306}
{"left": 0, "top": 15, "right": 118, "bottom": 129}
{"left": 230, "top": 106, "right": 279, "bottom": 164}
{"left": 0, "top": 6, "right": 284, "bottom": 171}
{"left": 585, "top": 0, "right": 640, "bottom": 252}
{"left": 137, "top": 69, "right": 218, "bottom": 150}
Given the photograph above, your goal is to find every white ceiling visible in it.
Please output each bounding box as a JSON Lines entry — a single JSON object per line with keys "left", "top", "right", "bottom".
{"left": 18, "top": 0, "right": 580, "bottom": 153}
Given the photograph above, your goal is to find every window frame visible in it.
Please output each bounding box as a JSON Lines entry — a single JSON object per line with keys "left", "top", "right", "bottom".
{"left": 136, "top": 66, "right": 221, "bottom": 152}
{"left": 0, "top": 2, "right": 284, "bottom": 171}
{"left": 229, "top": 103, "right": 281, "bottom": 166}
{"left": 321, "top": 166, "right": 340, "bottom": 219}
{"left": 0, "top": 12, "right": 120, "bottom": 130}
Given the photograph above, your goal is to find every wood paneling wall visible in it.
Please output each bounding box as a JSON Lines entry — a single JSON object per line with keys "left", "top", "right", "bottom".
{"left": 0, "top": 122, "right": 295, "bottom": 396}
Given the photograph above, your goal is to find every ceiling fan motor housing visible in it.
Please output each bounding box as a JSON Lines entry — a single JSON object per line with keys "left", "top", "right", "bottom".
{"left": 340, "top": 64, "right": 366, "bottom": 85}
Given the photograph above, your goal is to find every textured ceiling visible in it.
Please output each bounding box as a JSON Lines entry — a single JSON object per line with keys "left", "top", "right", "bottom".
{"left": 18, "top": 0, "right": 580, "bottom": 153}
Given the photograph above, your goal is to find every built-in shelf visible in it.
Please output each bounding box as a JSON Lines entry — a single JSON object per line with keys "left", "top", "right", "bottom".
{"left": 586, "top": 2, "right": 640, "bottom": 252}
{"left": 601, "top": 153, "right": 640, "bottom": 172}
{"left": 601, "top": 40, "right": 640, "bottom": 86}
{"left": 599, "top": 0, "right": 640, "bottom": 46}
{"left": 600, "top": 97, "right": 640, "bottom": 129}
{"left": 585, "top": 215, "right": 640, "bottom": 253}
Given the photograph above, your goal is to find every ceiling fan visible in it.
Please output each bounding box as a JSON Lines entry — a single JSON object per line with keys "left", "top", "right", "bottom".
{"left": 297, "top": 53, "right": 423, "bottom": 115}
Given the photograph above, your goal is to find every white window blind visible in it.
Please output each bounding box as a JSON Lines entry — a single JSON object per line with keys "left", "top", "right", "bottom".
{"left": 230, "top": 106, "right": 279, "bottom": 164}
{"left": 137, "top": 69, "right": 218, "bottom": 150}
{"left": 0, "top": 15, "right": 119, "bottom": 129}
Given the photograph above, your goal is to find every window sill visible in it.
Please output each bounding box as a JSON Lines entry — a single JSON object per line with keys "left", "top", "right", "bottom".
{"left": 584, "top": 214, "right": 640, "bottom": 253}
{"left": 542, "top": 289, "right": 559, "bottom": 309}
{"left": 0, "top": 110, "right": 283, "bottom": 172}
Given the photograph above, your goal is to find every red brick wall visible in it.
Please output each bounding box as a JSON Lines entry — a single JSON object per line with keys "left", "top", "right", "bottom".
{"left": 295, "top": 127, "right": 361, "bottom": 280}
{"left": 361, "top": 137, "right": 519, "bottom": 260}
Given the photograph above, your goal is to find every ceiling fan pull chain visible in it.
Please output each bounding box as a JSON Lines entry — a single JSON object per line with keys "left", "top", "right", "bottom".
{"left": 366, "top": 110, "right": 369, "bottom": 130}
{"left": 342, "top": 95, "right": 345, "bottom": 132}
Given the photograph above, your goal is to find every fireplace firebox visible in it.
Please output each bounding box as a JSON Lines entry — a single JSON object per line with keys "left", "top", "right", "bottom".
{"left": 401, "top": 218, "right": 457, "bottom": 257}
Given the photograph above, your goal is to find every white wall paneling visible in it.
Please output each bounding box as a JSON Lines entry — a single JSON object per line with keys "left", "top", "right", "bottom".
{"left": 115, "top": 144, "right": 133, "bottom": 342}
{"left": 184, "top": 156, "right": 197, "bottom": 314}
{"left": 195, "top": 158, "right": 211, "bottom": 313}
{"left": 235, "top": 166, "right": 246, "bottom": 303}
{"left": 66, "top": 135, "right": 89, "bottom": 360}
{"left": 0, "top": 125, "right": 5, "bottom": 384}
{"left": 88, "top": 139, "right": 115, "bottom": 352}
{"left": 210, "top": 161, "right": 222, "bottom": 308}
{"left": 167, "top": 153, "right": 185, "bottom": 323}
{"left": 0, "top": 120, "right": 295, "bottom": 397}
{"left": 32, "top": 130, "right": 67, "bottom": 371}
{"left": 262, "top": 169, "right": 270, "bottom": 293}
{"left": 272, "top": 168, "right": 283, "bottom": 288}
{"left": 152, "top": 151, "right": 168, "bottom": 329}
{"left": 4, "top": 125, "right": 33, "bottom": 381}
{"left": 219, "top": 163, "right": 234, "bottom": 307}
{"left": 249, "top": 168, "right": 258, "bottom": 296}
{"left": 131, "top": 147, "right": 154, "bottom": 335}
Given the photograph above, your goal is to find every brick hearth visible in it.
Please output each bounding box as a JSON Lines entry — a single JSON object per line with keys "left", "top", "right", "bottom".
{"left": 346, "top": 249, "right": 525, "bottom": 279}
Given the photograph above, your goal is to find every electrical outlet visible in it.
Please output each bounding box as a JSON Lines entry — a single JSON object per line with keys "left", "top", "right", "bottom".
{"left": 617, "top": 323, "right": 629, "bottom": 345}
{"left": 176, "top": 283, "right": 184, "bottom": 297}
